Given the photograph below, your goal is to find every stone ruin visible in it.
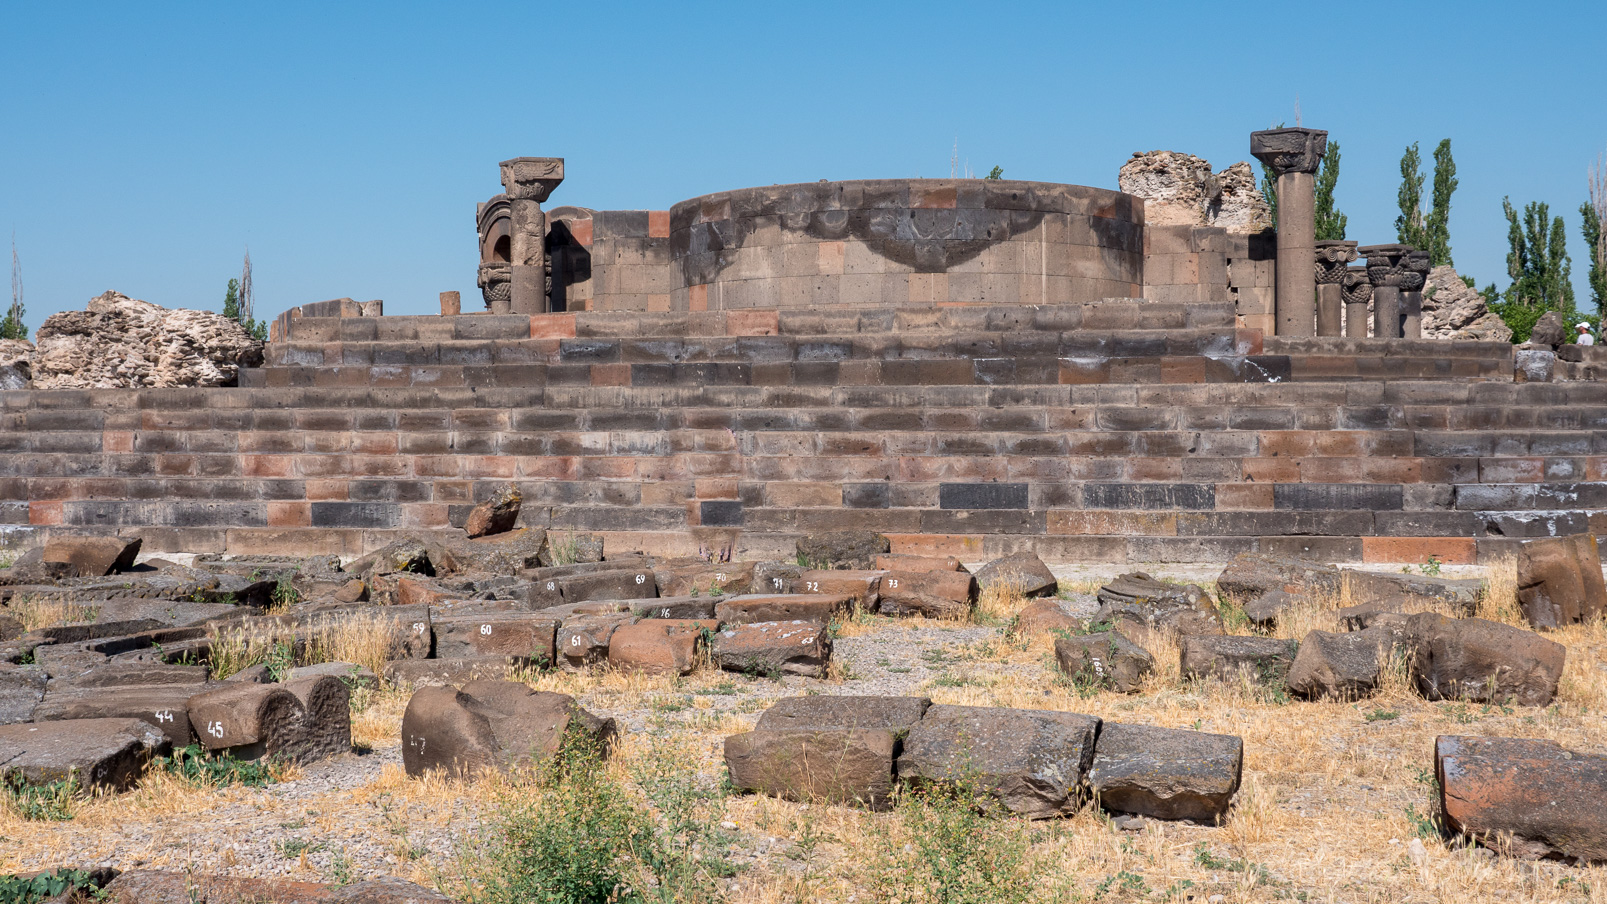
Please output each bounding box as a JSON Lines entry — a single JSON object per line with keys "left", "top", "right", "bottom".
{"left": 3, "top": 129, "right": 1607, "bottom": 889}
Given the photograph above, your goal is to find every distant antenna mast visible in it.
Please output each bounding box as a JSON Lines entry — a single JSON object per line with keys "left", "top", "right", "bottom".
{"left": 1294, "top": 95, "right": 1302, "bottom": 127}
{"left": 951, "top": 139, "right": 959, "bottom": 179}
{"left": 239, "top": 249, "right": 253, "bottom": 326}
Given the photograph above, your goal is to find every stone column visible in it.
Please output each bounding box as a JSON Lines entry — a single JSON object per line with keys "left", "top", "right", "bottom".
{"left": 1251, "top": 128, "right": 1328, "bottom": 337}
{"left": 1400, "top": 250, "right": 1431, "bottom": 339}
{"left": 1314, "top": 240, "right": 1358, "bottom": 337}
{"left": 1360, "top": 244, "right": 1412, "bottom": 339}
{"left": 1342, "top": 266, "right": 1372, "bottom": 339}
{"left": 498, "top": 157, "right": 565, "bottom": 316}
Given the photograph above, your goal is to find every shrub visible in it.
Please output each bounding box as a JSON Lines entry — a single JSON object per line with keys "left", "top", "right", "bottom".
{"left": 0, "top": 869, "right": 98, "bottom": 904}
{"left": 149, "top": 744, "right": 282, "bottom": 789}
{"left": 866, "top": 780, "right": 1036, "bottom": 904}
{"left": 2, "top": 773, "right": 78, "bottom": 821}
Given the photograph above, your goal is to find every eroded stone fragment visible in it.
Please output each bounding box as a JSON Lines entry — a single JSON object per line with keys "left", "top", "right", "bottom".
{"left": 1437, "top": 735, "right": 1607, "bottom": 862}
{"left": 1088, "top": 723, "right": 1243, "bottom": 823}
{"left": 896, "top": 704, "right": 1100, "bottom": 819}
{"left": 711, "top": 621, "right": 831, "bottom": 678}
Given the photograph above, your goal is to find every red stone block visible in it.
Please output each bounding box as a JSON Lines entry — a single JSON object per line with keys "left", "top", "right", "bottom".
{"left": 590, "top": 363, "right": 631, "bottom": 387}
{"left": 460, "top": 456, "right": 517, "bottom": 479}
{"left": 413, "top": 455, "right": 462, "bottom": 478}
{"left": 29, "top": 501, "right": 62, "bottom": 525}
{"left": 647, "top": 210, "right": 671, "bottom": 238}
{"left": 242, "top": 455, "right": 295, "bottom": 478}
{"left": 1240, "top": 458, "right": 1300, "bottom": 482}
{"left": 266, "top": 502, "right": 311, "bottom": 528}
{"left": 518, "top": 456, "right": 579, "bottom": 480}
{"left": 529, "top": 313, "right": 577, "bottom": 339}
{"left": 103, "top": 430, "right": 134, "bottom": 453}
{"left": 695, "top": 478, "right": 738, "bottom": 499}
{"left": 1362, "top": 537, "right": 1476, "bottom": 565}
{"left": 689, "top": 284, "right": 709, "bottom": 311}
{"left": 726, "top": 310, "right": 778, "bottom": 336}
{"left": 353, "top": 433, "right": 400, "bottom": 456}
{"left": 305, "top": 479, "right": 348, "bottom": 501}
{"left": 1213, "top": 483, "right": 1274, "bottom": 510}
{"left": 352, "top": 455, "right": 409, "bottom": 478}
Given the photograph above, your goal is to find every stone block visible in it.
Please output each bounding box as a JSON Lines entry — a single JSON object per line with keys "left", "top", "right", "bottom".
{"left": 714, "top": 593, "right": 852, "bottom": 625}
{"left": 938, "top": 482, "right": 1029, "bottom": 510}
{"left": 724, "top": 729, "right": 897, "bottom": 809}
{"left": 1516, "top": 534, "right": 1607, "bottom": 628}
{"left": 1436, "top": 735, "right": 1607, "bottom": 862}
{"left": 1180, "top": 635, "right": 1298, "bottom": 686}
{"left": 606, "top": 619, "right": 706, "bottom": 677}
{"left": 1087, "top": 723, "right": 1242, "bottom": 823}
{"left": 431, "top": 613, "right": 558, "bottom": 667}
{"left": 556, "top": 613, "right": 636, "bottom": 670}
{"left": 897, "top": 704, "right": 1100, "bottom": 819}
{"left": 1285, "top": 625, "right": 1407, "bottom": 700}
{"left": 755, "top": 694, "right": 931, "bottom": 733}
{"left": 876, "top": 570, "right": 976, "bottom": 618}
{"left": 1407, "top": 613, "right": 1565, "bottom": 706}
{"left": 711, "top": 620, "right": 831, "bottom": 677}
{"left": 973, "top": 551, "right": 1058, "bottom": 597}
{"left": 400, "top": 680, "right": 615, "bottom": 778}
{"left": 1055, "top": 631, "right": 1153, "bottom": 693}
{"left": 0, "top": 717, "right": 170, "bottom": 791}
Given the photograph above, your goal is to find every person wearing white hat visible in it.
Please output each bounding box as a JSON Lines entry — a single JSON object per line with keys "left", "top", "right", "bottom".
{"left": 1577, "top": 322, "right": 1596, "bottom": 346}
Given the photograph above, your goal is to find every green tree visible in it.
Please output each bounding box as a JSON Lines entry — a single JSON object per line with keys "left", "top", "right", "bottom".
{"left": 1501, "top": 197, "right": 1573, "bottom": 310}
{"left": 985, "top": 166, "right": 1004, "bottom": 180}
{"left": 1314, "top": 141, "right": 1346, "bottom": 241}
{"left": 222, "top": 278, "right": 241, "bottom": 322}
{"left": 1424, "top": 139, "right": 1457, "bottom": 265}
{"left": 1395, "top": 142, "right": 1427, "bottom": 249}
{"left": 1584, "top": 158, "right": 1607, "bottom": 316}
{"left": 1, "top": 236, "right": 24, "bottom": 341}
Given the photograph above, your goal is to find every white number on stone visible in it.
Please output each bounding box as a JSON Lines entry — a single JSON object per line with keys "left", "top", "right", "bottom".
{"left": 773, "top": 578, "right": 784, "bottom": 589}
{"left": 888, "top": 579, "right": 899, "bottom": 589}
{"left": 207, "top": 721, "right": 225, "bottom": 739}
{"left": 661, "top": 608, "right": 671, "bottom": 618}
{"left": 547, "top": 581, "right": 556, "bottom": 591}
{"left": 715, "top": 573, "right": 725, "bottom": 582}
{"left": 802, "top": 637, "right": 813, "bottom": 645}
{"left": 413, "top": 622, "right": 427, "bottom": 634}
{"left": 806, "top": 582, "right": 819, "bottom": 592}
{"left": 635, "top": 574, "right": 646, "bottom": 585}
{"left": 155, "top": 710, "right": 173, "bottom": 723}
{"left": 571, "top": 636, "right": 582, "bottom": 646}
{"left": 480, "top": 624, "right": 492, "bottom": 635}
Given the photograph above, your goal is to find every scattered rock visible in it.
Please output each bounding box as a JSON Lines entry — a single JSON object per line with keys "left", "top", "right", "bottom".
{"left": 32, "top": 291, "right": 264, "bottom": 389}
{"left": 1436, "top": 735, "right": 1607, "bottom": 862}
{"left": 0, "top": 662, "right": 47, "bottom": 723}
{"left": 1180, "top": 635, "right": 1299, "bottom": 686}
{"left": 556, "top": 612, "right": 636, "bottom": 670}
{"left": 1516, "top": 534, "right": 1607, "bottom": 629}
{"left": 710, "top": 621, "right": 831, "bottom": 678}
{"left": 0, "top": 338, "right": 31, "bottom": 389}
{"left": 1088, "top": 722, "right": 1243, "bottom": 822}
{"left": 39, "top": 536, "right": 143, "bottom": 578}
{"left": 1241, "top": 589, "right": 1296, "bottom": 627}
{"left": 606, "top": 619, "right": 708, "bottom": 677}
{"left": 1216, "top": 554, "right": 1341, "bottom": 602}
{"left": 0, "top": 717, "right": 170, "bottom": 790}
{"left": 724, "top": 729, "right": 898, "bottom": 809}
{"left": 400, "top": 680, "right": 615, "bottom": 778}
{"left": 432, "top": 612, "right": 558, "bottom": 665}
{"left": 1093, "top": 572, "right": 1223, "bottom": 637}
{"left": 897, "top": 704, "right": 1100, "bottom": 819}
{"left": 714, "top": 593, "right": 853, "bottom": 625}
{"left": 1012, "top": 598, "right": 1084, "bottom": 635}
{"left": 1408, "top": 613, "right": 1565, "bottom": 706}
{"left": 1055, "top": 631, "right": 1154, "bottom": 693}
{"left": 973, "top": 552, "right": 1058, "bottom": 598}
{"left": 876, "top": 569, "right": 976, "bottom": 619}
{"left": 537, "top": 533, "right": 605, "bottom": 567}
{"left": 1529, "top": 310, "right": 1567, "bottom": 349}
{"left": 1342, "top": 569, "right": 1481, "bottom": 616}
{"left": 463, "top": 484, "right": 522, "bottom": 538}
{"left": 1285, "top": 625, "right": 1408, "bottom": 700}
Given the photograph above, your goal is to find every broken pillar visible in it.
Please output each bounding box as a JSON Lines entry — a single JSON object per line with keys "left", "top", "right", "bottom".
{"left": 1360, "top": 244, "right": 1412, "bottom": 339}
{"left": 1250, "top": 128, "right": 1328, "bottom": 337}
{"left": 498, "top": 157, "right": 565, "bottom": 316}
{"left": 1400, "top": 249, "right": 1431, "bottom": 339}
{"left": 1314, "top": 240, "right": 1358, "bottom": 337}
{"left": 1342, "top": 265, "right": 1373, "bottom": 339}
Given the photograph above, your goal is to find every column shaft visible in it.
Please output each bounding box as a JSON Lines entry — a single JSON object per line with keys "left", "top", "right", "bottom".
{"left": 1374, "top": 287, "right": 1403, "bottom": 339}
{"left": 1276, "top": 172, "right": 1316, "bottom": 337}
{"left": 1316, "top": 284, "right": 1343, "bottom": 337}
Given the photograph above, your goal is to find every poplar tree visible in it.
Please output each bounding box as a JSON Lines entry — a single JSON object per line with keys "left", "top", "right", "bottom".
{"left": 1314, "top": 141, "right": 1346, "bottom": 241}
{"left": 1, "top": 237, "right": 24, "bottom": 341}
{"left": 1502, "top": 197, "right": 1573, "bottom": 311}
{"left": 1424, "top": 139, "right": 1457, "bottom": 266}
{"left": 1584, "top": 156, "right": 1607, "bottom": 316}
{"left": 1395, "top": 143, "right": 1427, "bottom": 250}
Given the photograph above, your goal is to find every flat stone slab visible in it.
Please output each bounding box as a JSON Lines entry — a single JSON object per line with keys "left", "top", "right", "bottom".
{"left": 724, "top": 728, "right": 898, "bottom": 809}
{"left": 755, "top": 694, "right": 931, "bottom": 733}
{"left": 1087, "top": 722, "right": 1243, "bottom": 822}
{"left": 897, "top": 704, "right": 1100, "bottom": 819}
{"left": 0, "top": 717, "right": 170, "bottom": 790}
{"left": 1437, "top": 735, "right": 1607, "bottom": 862}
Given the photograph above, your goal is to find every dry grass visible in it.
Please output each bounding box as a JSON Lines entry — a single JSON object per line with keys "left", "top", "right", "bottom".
{"left": 6, "top": 594, "right": 98, "bottom": 631}
{"left": 976, "top": 576, "right": 1029, "bottom": 624}
{"left": 306, "top": 610, "right": 406, "bottom": 676}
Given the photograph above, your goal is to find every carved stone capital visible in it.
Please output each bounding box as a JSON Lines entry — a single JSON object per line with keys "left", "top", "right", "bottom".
{"left": 1398, "top": 250, "right": 1431, "bottom": 292}
{"left": 1314, "top": 240, "right": 1358, "bottom": 284}
{"left": 1250, "top": 128, "right": 1328, "bottom": 177}
{"left": 1359, "top": 243, "right": 1414, "bottom": 288}
{"left": 1342, "top": 266, "right": 1373, "bottom": 305}
{"left": 499, "top": 157, "right": 566, "bottom": 202}
{"left": 477, "top": 261, "right": 511, "bottom": 310}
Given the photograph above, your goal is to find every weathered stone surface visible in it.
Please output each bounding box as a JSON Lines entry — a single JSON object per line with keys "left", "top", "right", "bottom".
{"left": 33, "top": 684, "right": 203, "bottom": 747}
{"left": 1181, "top": 635, "right": 1299, "bottom": 686}
{"left": 714, "top": 593, "right": 852, "bottom": 625}
{"left": 433, "top": 612, "right": 558, "bottom": 666}
{"left": 383, "top": 656, "right": 513, "bottom": 688}
{"left": 1088, "top": 722, "right": 1243, "bottom": 822}
{"left": 1241, "top": 589, "right": 1295, "bottom": 627}
{"left": 1285, "top": 625, "right": 1407, "bottom": 700}
{"left": 1422, "top": 266, "right": 1512, "bottom": 341}
{"left": 897, "top": 704, "right": 1100, "bottom": 819}
{"left": 32, "top": 291, "right": 264, "bottom": 389}
{"left": 0, "top": 662, "right": 46, "bottom": 723}
{"left": 0, "top": 338, "right": 31, "bottom": 389}
{"left": 40, "top": 536, "right": 142, "bottom": 577}
{"left": 1436, "top": 735, "right": 1607, "bottom": 862}
{"left": 629, "top": 596, "right": 719, "bottom": 620}
{"left": 1517, "top": 534, "right": 1607, "bottom": 629}
{"left": 794, "top": 569, "right": 883, "bottom": 609}
{"left": 974, "top": 552, "right": 1058, "bottom": 598}
{"left": 400, "top": 680, "right": 615, "bottom": 777}
{"left": 1095, "top": 572, "right": 1222, "bottom": 636}
{"left": 1118, "top": 151, "right": 1271, "bottom": 233}
{"left": 750, "top": 562, "right": 804, "bottom": 595}
{"left": 556, "top": 613, "right": 635, "bottom": 670}
{"left": 463, "top": 484, "right": 521, "bottom": 538}
{"left": 755, "top": 695, "right": 931, "bottom": 733}
{"left": 286, "top": 661, "right": 377, "bottom": 688}
{"left": 281, "top": 675, "right": 353, "bottom": 763}
{"left": 724, "top": 729, "right": 898, "bottom": 809}
{"left": 1012, "top": 598, "right": 1083, "bottom": 636}
{"left": 1216, "top": 554, "right": 1342, "bottom": 602}
{"left": 537, "top": 532, "right": 604, "bottom": 567}
{"left": 185, "top": 682, "right": 309, "bottom": 761}
{"left": 874, "top": 555, "right": 965, "bottom": 573}
{"left": 654, "top": 562, "right": 756, "bottom": 597}
{"left": 877, "top": 570, "right": 976, "bottom": 618}
{"left": 606, "top": 619, "right": 707, "bottom": 676}
{"left": 711, "top": 621, "right": 831, "bottom": 678}
{"left": 1408, "top": 613, "right": 1565, "bottom": 706}
{"left": 0, "top": 717, "right": 170, "bottom": 790}
{"left": 1342, "top": 569, "right": 1481, "bottom": 616}
{"left": 1055, "top": 631, "right": 1153, "bottom": 693}
{"left": 795, "top": 530, "right": 890, "bottom": 570}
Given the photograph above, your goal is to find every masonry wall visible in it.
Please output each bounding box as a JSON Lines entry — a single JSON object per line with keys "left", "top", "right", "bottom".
{"left": 1141, "top": 224, "right": 1275, "bottom": 332}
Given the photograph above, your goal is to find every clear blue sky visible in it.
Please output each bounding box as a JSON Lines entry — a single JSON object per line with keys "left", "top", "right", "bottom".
{"left": 2, "top": 1, "right": 1604, "bottom": 329}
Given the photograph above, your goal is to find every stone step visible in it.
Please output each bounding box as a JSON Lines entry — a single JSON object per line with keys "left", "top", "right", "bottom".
{"left": 278, "top": 300, "right": 1241, "bottom": 343}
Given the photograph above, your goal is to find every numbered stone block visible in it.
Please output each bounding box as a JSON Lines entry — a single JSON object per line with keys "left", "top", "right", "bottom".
{"left": 556, "top": 613, "right": 637, "bottom": 670}
{"left": 876, "top": 570, "right": 977, "bottom": 619}
{"left": 897, "top": 704, "right": 1101, "bottom": 819}
{"left": 400, "top": 679, "right": 616, "bottom": 778}
{"left": 558, "top": 568, "right": 658, "bottom": 603}
{"left": 711, "top": 621, "right": 831, "bottom": 678}
{"left": 1436, "top": 735, "right": 1607, "bottom": 862}
{"left": 184, "top": 682, "right": 347, "bottom": 764}
{"left": 630, "top": 596, "right": 719, "bottom": 619}
{"left": 32, "top": 684, "right": 204, "bottom": 748}
{"left": 724, "top": 729, "right": 898, "bottom": 809}
{"left": 793, "top": 570, "right": 884, "bottom": 610}
{"left": 714, "top": 593, "right": 853, "bottom": 625}
{"left": 1054, "top": 631, "right": 1154, "bottom": 693}
{"left": 874, "top": 554, "right": 966, "bottom": 573}
{"left": 1087, "top": 722, "right": 1243, "bottom": 823}
{"left": 750, "top": 562, "right": 804, "bottom": 595}
{"left": 281, "top": 675, "right": 352, "bottom": 763}
{"left": 607, "top": 619, "right": 713, "bottom": 677}
{"left": 0, "top": 717, "right": 170, "bottom": 791}
{"left": 432, "top": 613, "right": 559, "bottom": 667}
{"left": 654, "top": 562, "right": 757, "bottom": 597}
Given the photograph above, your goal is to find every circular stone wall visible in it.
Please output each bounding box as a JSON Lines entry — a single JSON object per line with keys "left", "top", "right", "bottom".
{"left": 667, "top": 179, "right": 1143, "bottom": 310}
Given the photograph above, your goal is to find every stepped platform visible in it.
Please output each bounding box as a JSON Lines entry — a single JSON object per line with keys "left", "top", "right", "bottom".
{"left": 2, "top": 300, "right": 1601, "bottom": 564}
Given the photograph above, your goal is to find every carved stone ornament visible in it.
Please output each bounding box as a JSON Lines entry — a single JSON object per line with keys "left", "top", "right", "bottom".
{"left": 1314, "top": 240, "right": 1359, "bottom": 284}
{"left": 1249, "top": 128, "right": 1329, "bottom": 177}
{"left": 477, "top": 262, "right": 511, "bottom": 309}
{"left": 1342, "top": 266, "right": 1374, "bottom": 305}
{"left": 1398, "top": 250, "right": 1432, "bottom": 292}
{"left": 499, "top": 157, "right": 566, "bottom": 202}
{"left": 1359, "top": 244, "right": 1414, "bottom": 289}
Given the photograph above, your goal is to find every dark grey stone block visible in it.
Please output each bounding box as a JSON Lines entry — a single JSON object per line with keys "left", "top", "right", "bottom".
{"left": 938, "top": 483, "right": 1029, "bottom": 510}
{"left": 843, "top": 483, "right": 891, "bottom": 509}
{"left": 1083, "top": 483, "right": 1215, "bottom": 511}
{"left": 700, "top": 501, "right": 743, "bottom": 527}
{"left": 310, "top": 502, "right": 400, "bottom": 529}
{"left": 1273, "top": 484, "right": 1402, "bottom": 511}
